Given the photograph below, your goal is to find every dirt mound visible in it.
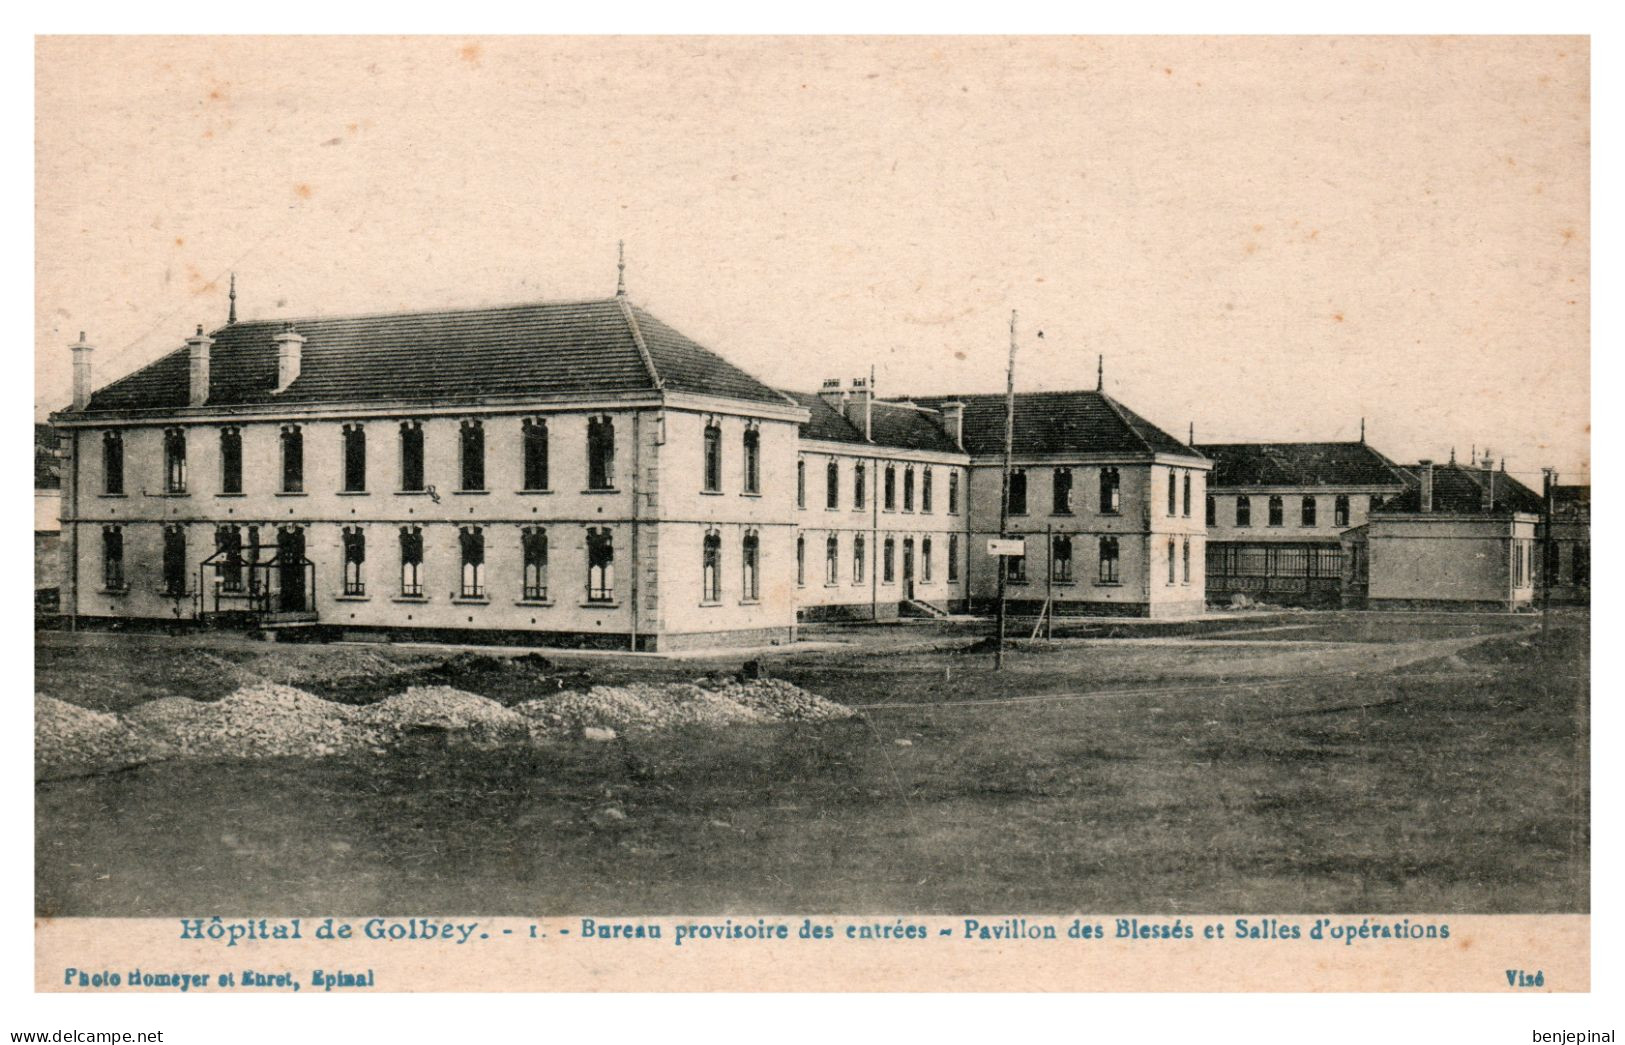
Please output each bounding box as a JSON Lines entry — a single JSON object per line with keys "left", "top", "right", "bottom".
{"left": 354, "top": 686, "right": 530, "bottom": 746}
{"left": 124, "top": 682, "right": 368, "bottom": 759}
{"left": 517, "top": 678, "right": 852, "bottom": 736}
{"left": 36, "top": 698, "right": 171, "bottom": 780}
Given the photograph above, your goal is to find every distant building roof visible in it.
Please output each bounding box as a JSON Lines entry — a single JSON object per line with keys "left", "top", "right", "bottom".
{"left": 1194, "top": 441, "right": 1408, "bottom": 489}
{"left": 904, "top": 390, "right": 1203, "bottom": 460}
{"left": 67, "top": 298, "right": 790, "bottom": 415}
{"left": 1375, "top": 462, "right": 1545, "bottom": 515}
{"left": 34, "top": 424, "right": 60, "bottom": 490}
{"left": 1553, "top": 483, "right": 1589, "bottom": 518}
{"left": 782, "top": 392, "right": 962, "bottom": 454}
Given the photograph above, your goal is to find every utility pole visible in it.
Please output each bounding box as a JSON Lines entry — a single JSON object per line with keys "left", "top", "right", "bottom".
{"left": 1542, "top": 467, "right": 1556, "bottom": 640}
{"left": 995, "top": 310, "right": 1017, "bottom": 670}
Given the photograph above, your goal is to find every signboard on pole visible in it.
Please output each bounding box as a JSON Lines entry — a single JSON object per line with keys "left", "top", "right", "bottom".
{"left": 987, "top": 538, "right": 1026, "bottom": 557}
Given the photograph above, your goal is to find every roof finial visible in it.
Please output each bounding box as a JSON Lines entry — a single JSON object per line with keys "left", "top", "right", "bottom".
{"left": 1188, "top": 421, "right": 1195, "bottom": 445}
{"left": 1360, "top": 417, "right": 1365, "bottom": 443}
{"left": 616, "top": 240, "right": 626, "bottom": 297}
{"left": 228, "top": 272, "right": 237, "bottom": 325}
{"left": 1470, "top": 443, "right": 1476, "bottom": 466}
{"left": 1450, "top": 446, "right": 1456, "bottom": 465}
{"left": 1096, "top": 354, "right": 1103, "bottom": 392}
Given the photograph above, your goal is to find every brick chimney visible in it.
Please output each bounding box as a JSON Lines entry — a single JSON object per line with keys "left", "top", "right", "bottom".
{"left": 186, "top": 324, "right": 213, "bottom": 406}
{"left": 1418, "top": 459, "right": 1434, "bottom": 513}
{"left": 940, "top": 401, "right": 965, "bottom": 449}
{"left": 844, "top": 374, "right": 873, "bottom": 442}
{"left": 273, "top": 323, "right": 305, "bottom": 393}
{"left": 70, "top": 332, "right": 94, "bottom": 411}
{"left": 1481, "top": 463, "right": 1496, "bottom": 512}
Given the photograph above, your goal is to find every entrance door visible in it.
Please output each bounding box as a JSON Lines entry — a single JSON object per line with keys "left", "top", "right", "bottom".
{"left": 277, "top": 526, "right": 306, "bottom": 611}
{"left": 903, "top": 538, "right": 915, "bottom": 600}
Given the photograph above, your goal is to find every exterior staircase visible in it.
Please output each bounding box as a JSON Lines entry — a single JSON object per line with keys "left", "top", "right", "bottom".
{"left": 899, "top": 598, "right": 950, "bottom": 619}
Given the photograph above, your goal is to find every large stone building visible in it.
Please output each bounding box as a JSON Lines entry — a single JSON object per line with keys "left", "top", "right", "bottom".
{"left": 1196, "top": 439, "right": 1408, "bottom": 607}
{"left": 49, "top": 281, "right": 1210, "bottom": 646}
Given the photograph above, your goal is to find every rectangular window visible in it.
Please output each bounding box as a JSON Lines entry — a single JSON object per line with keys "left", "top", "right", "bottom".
{"left": 922, "top": 468, "right": 934, "bottom": 513}
{"left": 101, "top": 526, "right": 124, "bottom": 590}
{"left": 587, "top": 416, "right": 615, "bottom": 490}
{"left": 459, "top": 527, "right": 485, "bottom": 598}
{"left": 400, "top": 422, "right": 425, "bottom": 492}
{"left": 342, "top": 424, "right": 366, "bottom": 493}
{"left": 903, "top": 467, "right": 915, "bottom": 511}
{"left": 741, "top": 532, "right": 759, "bottom": 600}
{"left": 948, "top": 471, "right": 960, "bottom": 514}
{"left": 220, "top": 428, "right": 243, "bottom": 494}
{"left": 1052, "top": 535, "right": 1073, "bottom": 582}
{"left": 523, "top": 418, "right": 550, "bottom": 491}
{"left": 1053, "top": 468, "right": 1073, "bottom": 514}
{"left": 853, "top": 535, "right": 866, "bottom": 584}
{"left": 1006, "top": 546, "right": 1026, "bottom": 583}
{"left": 1301, "top": 496, "right": 1317, "bottom": 527}
{"left": 215, "top": 526, "right": 244, "bottom": 593}
{"left": 922, "top": 537, "right": 933, "bottom": 582}
{"left": 162, "top": 525, "right": 187, "bottom": 597}
{"left": 796, "top": 535, "right": 806, "bottom": 587}
{"left": 1267, "top": 495, "right": 1283, "bottom": 527}
{"left": 163, "top": 428, "right": 187, "bottom": 494}
{"left": 280, "top": 425, "right": 303, "bottom": 493}
{"left": 743, "top": 430, "right": 761, "bottom": 494}
{"left": 854, "top": 462, "right": 866, "bottom": 509}
{"left": 827, "top": 460, "right": 840, "bottom": 510}
{"left": 884, "top": 466, "right": 896, "bottom": 511}
{"left": 1099, "top": 468, "right": 1120, "bottom": 514}
{"left": 1167, "top": 538, "right": 1177, "bottom": 584}
{"left": 342, "top": 527, "right": 365, "bottom": 596}
{"left": 1574, "top": 544, "right": 1589, "bottom": 585}
{"left": 399, "top": 527, "right": 424, "bottom": 597}
{"left": 522, "top": 528, "right": 549, "bottom": 601}
{"left": 102, "top": 431, "right": 124, "bottom": 495}
{"left": 1334, "top": 495, "right": 1351, "bottom": 527}
{"left": 1236, "top": 497, "right": 1252, "bottom": 528}
{"left": 1183, "top": 473, "right": 1192, "bottom": 517}
{"left": 883, "top": 537, "right": 895, "bottom": 583}
{"left": 460, "top": 420, "right": 485, "bottom": 492}
{"left": 1099, "top": 536, "right": 1120, "bottom": 584}
{"left": 1168, "top": 471, "right": 1178, "bottom": 516}
{"left": 1182, "top": 537, "right": 1191, "bottom": 583}
{"left": 825, "top": 535, "right": 838, "bottom": 585}
{"left": 947, "top": 534, "right": 959, "bottom": 581}
{"left": 797, "top": 459, "right": 806, "bottom": 508}
{"left": 1206, "top": 495, "right": 1216, "bottom": 526}
{"left": 586, "top": 528, "right": 614, "bottom": 601}
{"left": 702, "top": 532, "right": 721, "bottom": 602}
{"left": 704, "top": 422, "right": 722, "bottom": 492}
{"left": 1008, "top": 469, "right": 1027, "bottom": 515}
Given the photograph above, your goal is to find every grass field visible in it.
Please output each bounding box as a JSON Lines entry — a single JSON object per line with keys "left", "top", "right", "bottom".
{"left": 35, "top": 610, "right": 1588, "bottom": 916}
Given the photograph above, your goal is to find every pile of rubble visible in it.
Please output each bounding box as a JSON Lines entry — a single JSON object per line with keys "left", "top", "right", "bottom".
{"left": 37, "top": 675, "right": 852, "bottom": 778}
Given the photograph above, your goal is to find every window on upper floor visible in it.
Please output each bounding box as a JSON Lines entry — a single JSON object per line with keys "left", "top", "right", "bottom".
{"left": 703, "top": 420, "right": 722, "bottom": 493}
{"left": 796, "top": 458, "right": 806, "bottom": 509}
{"left": 279, "top": 425, "right": 303, "bottom": 493}
{"left": 163, "top": 428, "right": 187, "bottom": 494}
{"left": 1168, "top": 471, "right": 1178, "bottom": 516}
{"left": 1235, "top": 497, "right": 1252, "bottom": 528}
{"left": 948, "top": 471, "right": 960, "bottom": 515}
{"left": 826, "top": 459, "right": 840, "bottom": 510}
{"left": 400, "top": 421, "right": 425, "bottom": 492}
{"left": 884, "top": 464, "right": 896, "bottom": 511}
{"left": 342, "top": 424, "right": 366, "bottom": 493}
{"left": 460, "top": 420, "right": 485, "bottom": 492}
{"left": 220, "top": 427, "right": 243, "bottom": 495}
{"left": 1301, "top": 496, "right": 1317, "bottom": 527}
{"left": 1008, "top": 469, "right": 1027, "bottom": 515}
{"left": 587, "top": 416, "right": 615, "bottom": 491}
{"left": 1206, "top": 495, "right": 1216, "bottom": 527}
{"left": 922, "top": 468, "right": 933, "bottom": 513}
{"left": 522, "top": 418, "right": 549, "bottom": 491}
{"left": 1183, "top": 473, "right": 1192, "bottom": 517}
{"left": 1267, "top": 495, "right": 1284, "bottom": 527}
{"left": 903, "top": 466, "right": 915, "bottom": 512}
{"left": 1053, "top": 468, "right": 1073, "bottom": 515}
{"left": 854, "top": 461, "right": 867, "bottom": 509}
{"left": 1099, "top": 467, "right": 1120, "bottom": 514}
{"left": 743, "top": 428, "right": 761, "bottom": 495}
{"left": 102, "top": 431, "right": 124, "bottom": 495}
{"left": 1334, "top": 494, "right": 1351, "bottom": 527}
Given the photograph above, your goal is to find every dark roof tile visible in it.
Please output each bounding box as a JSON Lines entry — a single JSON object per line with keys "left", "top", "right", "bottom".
{"left": 907, "top": 390, "right": 1203, "bottom": 459}
{"left": 1195, "top": 441, "right": 1408, "bottom": 488}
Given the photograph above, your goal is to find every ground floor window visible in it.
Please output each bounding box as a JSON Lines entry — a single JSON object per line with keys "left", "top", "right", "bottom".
{"left": 1574, "top": 544, "right": 1589, "bottom": 586}
{"left": 587, "top": 528, "right": 615, "bottom": 602}
{"left": 796, "top": 535, "right": 806, "bottom": 587}
{"left": 703, "top": 531, "right": 722, "bottom": 602}
{"left": 853, "top": 534, "right": 866, "bottom": 584}
{"left": 1005, "top": 545, "right": 1026, "bottom": 583}
{"left": 1099, "top": 536, "right": 1120, "bottom": 584}
{"left": 921, "top": 537, "right": 933, "bottom": 582}
{"left": 1167, "top": 538, "right": 1177, "bottom": 584}
{"left": 947, "top": 534, "right": 959, "bottom": 582}
{"left": 883, "top": 537, "right": 895, "bottom": 583}
{"left": 1182, "top": 536, "right": 1191, "bottom": 584}
{"left": 1052, "top": 534, "right": 1073, "bottom": 582}
{"left": 162, "top": 525, "right": 187, "bottom": 598}
{"left": 825, "top": 534, "right": 838, "bottom": 585}
{"left": 215, "top": 526, "right": 244, "bottom": 593}
{"left": 400, "top": 526, "right": 424, "bottom": 597}
{"left": 342, "top": 527, "right": 365, "bottom": 596}
{"left": 522, "top": 527, "right": 548, "bottom": 601}
{"left": 742, "top": 531, "right": 760, "bottom": 601}
{"left": 101, "top": 526, "right": 124, "bottom": 590}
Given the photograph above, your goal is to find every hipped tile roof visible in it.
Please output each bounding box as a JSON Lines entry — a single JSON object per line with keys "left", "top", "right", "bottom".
{"left": 1375, "top": 463, "right": 1545, "bottom": 515}
{"left": 906, "top": 390, "right": 1203, "bottom": 460}
{"left": 73, "top": 299, "right": 789, "bottom": 415}
{"left": 1195, "top": 441, "right": 1408, "bottom": 489}
{"left": 783, "top": 392, "right": 962, "bottom": 454}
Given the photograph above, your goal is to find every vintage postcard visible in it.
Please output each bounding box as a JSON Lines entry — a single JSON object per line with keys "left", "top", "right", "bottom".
{"left": 32, "top": 34, "right": 1589, "bottom": 999}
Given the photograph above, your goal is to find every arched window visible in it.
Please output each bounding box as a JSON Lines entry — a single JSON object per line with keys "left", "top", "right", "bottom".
{"left": 703, "top": 419, "right": 722, "bottom": 492}
{"left": 399, "top": 421, "right": 425, "bottom": 492}
{"left": 1099, "top": 536, "right": 1120, "bottom": 583}
{"left": 796, "top": 458, "right": 806, "bottom": 508}
{"left": 1053, "top": 468, "right": 1074, "bottom": 515}
{"left": 220, "top": 427, "right": 243, "bottom": 494}
{"left": 1301, "top": 496, "right": 1317, "bottom": 527}
{"left": 1008, "top": 469, "right": 1027, "bottom": 515}
{"left": 922, "top": 468, "right": 934, "bottom": 513}
{"left": 853, "top": 534, "right": 866, "bottom": 583}
{"left": 341, "top": 424, "right": 365, "bottom": 493}
{"left": 742, "top": 427, "right": 761, "bottom": 495}
{"left": 459, "top": 526, "right": 486, "bottom": 598}
{"left": 399, "top": 526, "right": 424, "bottom": 597}
{"left": 1052, "top": 534, "right": 1073, "bottom": 582}
{"left": 586, "top": 527, "right": 615, "bottom": 601}
{"left": 903, "top": 465, "right": 916, "bottom": 511}
{"left": 101, "top": 431, "right": 124, "bottom": 495}
{"left": 922, "top": 536, "right": 933, "bottom": 582}
{"left": 1267, "top": 495, "right": 1284, "bottom": 527}
{"left": 883, "top": 537, "right": 896, "bottom": 582}
{"left": 1182, "top": 473, "right": 1192, "bottom": 517}
{"left": 1167, "top": 537, "right": 1177, "bottom": 584}
{"left": 1182, "top": 536, "right": 1191, "bottom": 584}
{"left": 1099, "top": 467, "right": 1120, "bottom": 514}
{"left": 522, "top": 527, "right": 548, "bottom": 601}
{"left": 1235, "top": 497, "right": 1251, "bottom": 528}
{"left": 826, "top": 459, "right": 840, "bottom": 510}
{"left": 854, "top": 461, "right": 867, "bottom": 509}
{"left": 884, "top": 465, "right": 896, "bottom": 511}
{"left": 1168, "top": 471, "right": 1178, "bottom": 516}
{"left": 163, "top": 427, "right": 187, "bottom": 494}
{"left": 948, "top": 471, "right": 960, "bottom": 514}
{"left": 796, "top": 534, "right": 806, "bottom": 586}
{"left": 457, "top": 420, "right": 484, "bottom": 492}
{"left": 741, "top": 531, "right": 760, "bottom": 600}
{"left": 341, "top": 527, "right": 365, "bottom": 596}
{"left": 522, "top": 418, "right": 549, "bottom": 491}
{"left": 1334, "top": 494, "right": 1351, "bottom": 527}
{"left": 947, "top": 534, "right": 960, "bottom": 582}
{"left": 587, "top": 416, "right": 615, "bottom": 490}
{"left": 702, "top": 530, "right": 722, "bottom": 602}
{"left": 825, "top": 534, "right": 839, "bottom": 584}
{"left": 280, "top": 424, "right": 303, "bottom": 493}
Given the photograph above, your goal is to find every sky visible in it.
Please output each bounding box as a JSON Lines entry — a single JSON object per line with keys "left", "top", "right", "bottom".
{"left": 35, "top": 36, "right": 1589, "bottom": 485}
